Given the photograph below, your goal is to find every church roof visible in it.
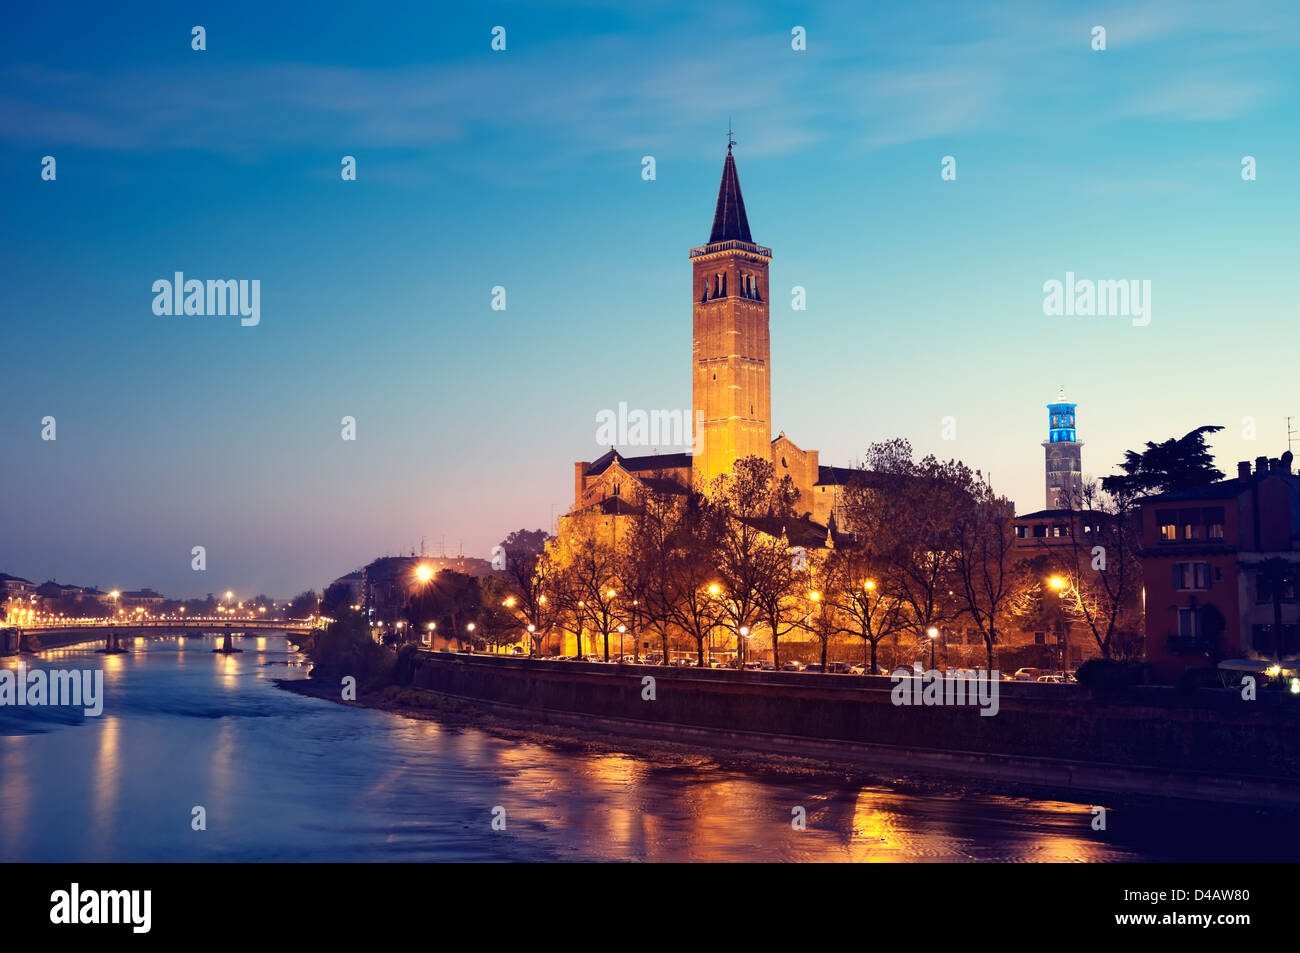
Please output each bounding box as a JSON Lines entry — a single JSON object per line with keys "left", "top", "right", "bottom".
{"left": 587, "top": 449, "right": 693, "bottom": 477}
{"left": 814, "top": 465, "right": 858, "bottom": 487}
{"left": 738, "top": 514, "right": 838, "bottom": 550}
{"left": 708, "top": 150, "right": 753, "bottom": 244}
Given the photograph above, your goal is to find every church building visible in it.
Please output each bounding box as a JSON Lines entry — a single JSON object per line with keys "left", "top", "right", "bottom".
{"left": 572, "top": 142, "right": 850, "bottom": 529}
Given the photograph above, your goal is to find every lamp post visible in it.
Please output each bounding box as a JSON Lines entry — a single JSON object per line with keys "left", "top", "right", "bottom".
{"left": 604, "top": 589, "right": 616, "bottom": 662}
{"left": 863, "top": 580, "right": 876, "bottom": 670}
{"left": 1049, "top": 575, "right": 1067, "bottom": 674}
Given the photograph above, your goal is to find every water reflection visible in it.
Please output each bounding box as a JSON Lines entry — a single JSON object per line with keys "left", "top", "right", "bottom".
{"left": 0, "top": 637, "right": 1296, "bottom": 862}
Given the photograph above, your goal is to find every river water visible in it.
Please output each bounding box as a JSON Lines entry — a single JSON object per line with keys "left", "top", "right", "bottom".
{"left": 1, "top": 636, "right": 1294, "bottom": 862}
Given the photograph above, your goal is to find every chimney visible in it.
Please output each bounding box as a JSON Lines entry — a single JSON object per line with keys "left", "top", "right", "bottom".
{"left": 1238, "top": 461, "right": 1252, "bottom": 481}
{"left": 1255, "top": 455, "right": 1269, "bottom": 475}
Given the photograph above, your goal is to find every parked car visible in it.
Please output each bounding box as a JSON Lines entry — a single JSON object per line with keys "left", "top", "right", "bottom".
{"left": 1012, "top": 667, "right": 1051, "bottom": 682}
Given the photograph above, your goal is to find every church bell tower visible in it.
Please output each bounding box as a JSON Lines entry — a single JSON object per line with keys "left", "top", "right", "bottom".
{"left": 690, "top": 139, "right": 772, "bottom": 490}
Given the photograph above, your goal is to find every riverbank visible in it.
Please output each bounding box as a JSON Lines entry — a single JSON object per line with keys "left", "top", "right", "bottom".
{"left": 274, "top": 673, "right": 1300, "bottom": 817}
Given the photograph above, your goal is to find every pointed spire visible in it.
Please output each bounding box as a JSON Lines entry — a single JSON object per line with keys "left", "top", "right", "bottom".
{"left": 709, "top": 145, "right": 753, "bottom": 244}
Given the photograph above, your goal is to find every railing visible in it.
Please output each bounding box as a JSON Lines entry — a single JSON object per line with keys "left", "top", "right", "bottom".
{"left": 688, "top": 240, "right": 772, "bottom": 259}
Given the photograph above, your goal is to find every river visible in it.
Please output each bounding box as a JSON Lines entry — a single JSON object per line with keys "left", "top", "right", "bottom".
{"left": 1, "top": 635, "right": 1294, "bottom": 862}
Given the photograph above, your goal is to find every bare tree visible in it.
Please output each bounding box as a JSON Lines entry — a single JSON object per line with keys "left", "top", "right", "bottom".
{"left": 498, "top": 528, "right": 556, "bottom": 656}
{"left": 752, "top": 529, "right": 805, "bottom": 669}
{"left": 659, "top": 494, "right": 725, "bottom": 665}
{"left": 827, "top": 542, "right": 907, "bottom": 672}
{"left": 842, "top": 440, "right": 967, "bottom": 662}
{"left": 1043, "top": 479, "right": 1145, "bottom": 660}
{"left": 709, "top": 455, "right": 799, "bottom": 664}
{"left": 951, "top": 476, "right": 1025, "bottom": 672}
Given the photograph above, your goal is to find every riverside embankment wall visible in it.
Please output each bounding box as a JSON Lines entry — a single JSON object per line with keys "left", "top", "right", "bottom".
{"left": 411, "top": 652, "right": 1300, "bottom": 803}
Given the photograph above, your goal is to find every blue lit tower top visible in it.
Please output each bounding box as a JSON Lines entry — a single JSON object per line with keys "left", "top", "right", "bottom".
{"left": 1047, "top": 401, "right": 1077, "bottom": 443}
{"left": 1042, "top": 390, "right": 1083, "bottom": 509}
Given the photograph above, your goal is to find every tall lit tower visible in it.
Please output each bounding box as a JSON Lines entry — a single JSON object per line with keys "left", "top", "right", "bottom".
{"left": 1043, "top": 390, "right": 1084, "bottom": 509}
{"left": 690, "top": 137, "right": 772, "bottom": 490}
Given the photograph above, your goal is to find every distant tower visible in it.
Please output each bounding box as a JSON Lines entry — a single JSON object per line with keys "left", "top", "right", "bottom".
{"left": 1043, "top": 390, "right": 1083, "bottom": 509}
{"left": 690, "top": 136, "right": 772, "bottom": 490}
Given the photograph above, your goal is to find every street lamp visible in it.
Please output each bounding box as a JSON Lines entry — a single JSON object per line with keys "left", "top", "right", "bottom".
{"left": 1048, "top": 576, "right": 1067, "bottom": 672}
{"left": 927, "top": 626, "right": 939, "bottom": 670}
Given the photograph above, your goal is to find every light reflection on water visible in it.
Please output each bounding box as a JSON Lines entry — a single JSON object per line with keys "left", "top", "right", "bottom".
{"left": 0, "top": 637, "right": 1294, "bottom": 862}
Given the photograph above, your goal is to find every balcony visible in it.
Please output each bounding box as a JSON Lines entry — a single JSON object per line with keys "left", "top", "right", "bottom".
{"left": 1166, "top": 634, "right": 1210, "bottom": 655}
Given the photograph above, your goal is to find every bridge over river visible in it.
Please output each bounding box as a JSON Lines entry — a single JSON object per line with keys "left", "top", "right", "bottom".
{"left": 0, "top": 619, "right": 315, "bottom": 655}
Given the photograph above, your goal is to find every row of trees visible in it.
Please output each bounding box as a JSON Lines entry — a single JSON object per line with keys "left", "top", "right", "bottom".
{"left": 484, "top": 441, "right": 1150, "bottom": 670}
{"left": 359, "top": 427, "right": 1222, "bottom": 671}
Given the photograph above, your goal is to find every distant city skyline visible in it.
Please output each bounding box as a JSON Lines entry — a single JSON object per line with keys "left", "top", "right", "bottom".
{"left": 2, "top": 1, "right": 1297, "bottom": 597}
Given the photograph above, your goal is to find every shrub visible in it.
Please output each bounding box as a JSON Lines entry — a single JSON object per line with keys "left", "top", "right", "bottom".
{"left": 1076, "top": 657, "right": 1144, "bottom": 692}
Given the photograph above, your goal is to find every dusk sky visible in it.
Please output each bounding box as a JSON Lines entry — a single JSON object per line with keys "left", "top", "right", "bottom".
{"left": 2, "top": 0, "right": 1297, "bottom": 598}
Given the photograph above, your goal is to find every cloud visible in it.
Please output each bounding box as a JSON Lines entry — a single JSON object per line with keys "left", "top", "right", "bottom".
{"left": 1122, "top": 75, "right": 1277, "bottom": 121}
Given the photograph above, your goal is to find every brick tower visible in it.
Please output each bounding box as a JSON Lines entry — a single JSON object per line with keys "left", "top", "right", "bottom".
{"left": 690, "top": 141, "right": 772, "bottom": 490}
{"left": 1044, "top": 391, "right": 1084, "bottom": 509}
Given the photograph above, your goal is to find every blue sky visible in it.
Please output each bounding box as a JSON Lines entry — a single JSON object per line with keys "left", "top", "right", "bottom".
{"left": 2, "top": 0, "right": 1298, "bottom": 597}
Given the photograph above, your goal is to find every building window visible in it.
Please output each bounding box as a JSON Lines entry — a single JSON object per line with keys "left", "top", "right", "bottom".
{"left": 1257, "top": 570, "right": 1299, "bottom": 604}
{"left": 1174, "top": 562, "right": 1210, "bottom": 591}
{"left": 1205, "top": 506, "right": 1225, "bottom": 540}
{"left": 1252, "top": 623, "right": 1300, "bottom": 657}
